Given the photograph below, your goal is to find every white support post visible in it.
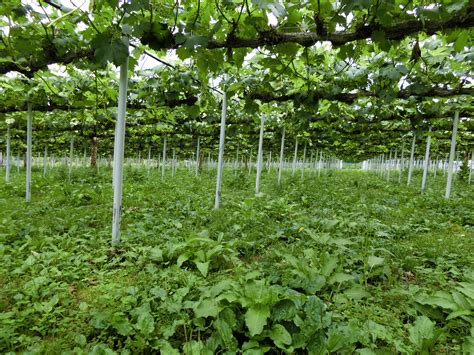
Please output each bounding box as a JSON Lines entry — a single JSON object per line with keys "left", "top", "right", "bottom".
{"left": 267, "top": 151, "right": 272, "bottom": 173}
{"left": 255, "top": 115, "right": 265, "bottom": 194}
{"left": 69, "top": 136, "right": 74, "bottom": 181}
{"left": 445, "top": 111, "right": 459, "bottom": 199}
{"left": 421, "top": 127, "right": 432, "bottom": 193}
{"left": 161, "top": 138, "right": 167, "bottom": 180}
{"left": 318, "top": 151, "right": 323, "bottom": 177}
{"left": 468, "top": 151, "right": 473, "bottom": 185}
{"left": 387, "top": 150, "right": 392, "bottom": 182}
{"left": 5, "top": 126, "right": 11, "bottom": 183}
{"left": 443, "top": 154, "right": 448, "bottom": 176}
{"left": 26, "top": 103, "right": 32, "bottom": 202}
{"left": 111, "top": 40, "right": 129, "bottom": 247}
{"left": 278, "top": 127, "right": 285, "bottom": 185}
{"left": 195, "top": 136, "right": 200, "bottom": 176}
{"left": 214, "top": 81, "right": 227, "bottom": 209}
{"left": 147, "top": 146, "right": 151, "bottom": 176}
{"left": 234, "top": 143, "right": 240, "bottom": 173}
{"left": 407, "top": 135, "right": 416, "bottom": 186}
{"left": 380, "top": 154, "right": 385, "bottom": 177}
{"left": 248, "top": 150, "right": 252, "bottom": 175}
{"left": 301, "top": 142, "right": 307, "bottom": 180}
{"left": 172, "top": 147, "right": 176, "bottom": 178}
{"left": 43, "top": 145, "right": 47, "bottom": 177}
{"left": 393, "top": 150, "right": 398, "bottom": 180}
{"left": 292, "top": 138, "right": 298, "bottom": 177}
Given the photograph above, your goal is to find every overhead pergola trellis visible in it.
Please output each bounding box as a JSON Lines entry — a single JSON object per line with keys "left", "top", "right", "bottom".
{"left": 0, "top": 2, "right": 473, "bottom": 75}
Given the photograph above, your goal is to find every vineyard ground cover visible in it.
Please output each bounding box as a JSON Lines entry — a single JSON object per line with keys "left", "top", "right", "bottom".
{"left": 0, "top": 167, "right": 473, "bottom": 353}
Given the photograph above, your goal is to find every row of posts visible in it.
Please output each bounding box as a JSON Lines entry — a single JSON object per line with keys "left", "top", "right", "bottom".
{"left": 361, "top": 112, "right": 473, "bottom": 197}
{"left": 1, "top": 135, "right": 343, "bottom": 185}
{"left": 0, "top": 109, "right": 468, "bottom": 225}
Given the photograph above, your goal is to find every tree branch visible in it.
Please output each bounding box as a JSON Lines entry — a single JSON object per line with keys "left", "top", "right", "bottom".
{"left": 1, "top": 6, "right": 472, "bottom": 76}
{"left": 249, "top": 86, "right": 474, "bottom": 104}
{"left": 0, "top": 96, "right": 198, "bottom": 114}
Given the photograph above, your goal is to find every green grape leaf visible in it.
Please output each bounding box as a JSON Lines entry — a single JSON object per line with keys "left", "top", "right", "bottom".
{"left": 454, "top": 30, "right": 469, "bottom": 52}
